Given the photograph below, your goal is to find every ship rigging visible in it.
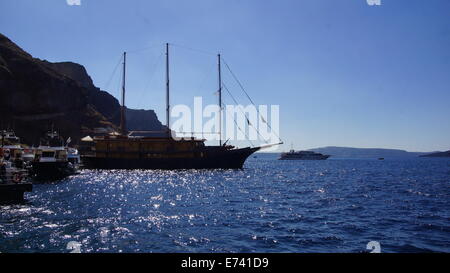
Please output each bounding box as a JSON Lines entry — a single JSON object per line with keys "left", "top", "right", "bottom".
{"left": 81, "top": 43, "right": 282, "bottom": 169}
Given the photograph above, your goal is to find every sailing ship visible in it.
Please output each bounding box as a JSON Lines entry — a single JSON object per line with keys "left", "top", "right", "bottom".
{"left": 81, "top": 44, "right": 280, "bottom": 170}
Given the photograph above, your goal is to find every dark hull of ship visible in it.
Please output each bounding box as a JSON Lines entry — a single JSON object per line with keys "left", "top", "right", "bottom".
{"left": 81, "top": 147, "right": 260, "bottom": 170}
{"left": 0, "top": 183, "right": 33, "bottom": 203}
{"left": 31, "top": 162, "right": 75, "bottom": 180}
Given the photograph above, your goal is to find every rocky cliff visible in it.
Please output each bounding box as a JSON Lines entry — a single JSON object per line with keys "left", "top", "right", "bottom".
{"left": 46, "top": 61, "right": 164, "bottom": 132}
{"left": 0, "top": 33, "right": 163, "bottom": 145}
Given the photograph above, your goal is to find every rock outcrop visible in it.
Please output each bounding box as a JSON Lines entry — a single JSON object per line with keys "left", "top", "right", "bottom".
{"left": 0, "top": 33, "right": 163, "bottom": 145}
{"left": 46, "top": 61, "right": 164, "bottom": 132}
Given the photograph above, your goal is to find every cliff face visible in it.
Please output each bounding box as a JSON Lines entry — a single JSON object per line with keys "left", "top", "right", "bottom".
{"left": 125, "top": 108, "right": 163, "bottom": 131}
{"left": 0, "top": 33, "right": 163, "bottom": 145}
{"left": 44, "top": 61, "right": 94, "bottom": 89}
{"left": 46, "top": 61, "right": 164, "bottom": 131}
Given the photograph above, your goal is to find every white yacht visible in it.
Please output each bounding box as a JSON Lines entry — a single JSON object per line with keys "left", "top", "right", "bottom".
{"left": 31, "top": 131, "right": 76, "bottom": 180}
{"left": 279, "top": 150, "right": 330, "bottom": 160}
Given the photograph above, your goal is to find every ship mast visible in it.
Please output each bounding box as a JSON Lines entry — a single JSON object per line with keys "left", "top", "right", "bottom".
{"left": 218, "top": 54, "right": 222, "bottom": 146}
{"left": 165, "top": 43, "right": 170, "bottom": 136}
{"left": 120, "top": 51, "right": 127, "bottom": 135}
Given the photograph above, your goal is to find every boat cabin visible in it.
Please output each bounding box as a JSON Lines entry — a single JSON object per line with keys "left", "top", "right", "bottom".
{"left": 88, "top": 134, "right": 207, "bottom": 160}
{"left": 34, "top": 148, "right": 68, "bottom": 163}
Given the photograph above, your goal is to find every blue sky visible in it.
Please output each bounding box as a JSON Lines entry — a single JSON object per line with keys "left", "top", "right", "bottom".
{"left": 1, "top": 0, "right": 449, "bottom": 152}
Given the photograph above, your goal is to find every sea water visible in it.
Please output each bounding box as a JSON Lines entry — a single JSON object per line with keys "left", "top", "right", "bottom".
{"left": 1, "top": 155, "right": 449, "bottom": 253}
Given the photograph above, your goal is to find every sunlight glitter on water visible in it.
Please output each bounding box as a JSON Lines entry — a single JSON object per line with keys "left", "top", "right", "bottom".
{"left": 1, "top": 156, "right": 449, "bottom": 253}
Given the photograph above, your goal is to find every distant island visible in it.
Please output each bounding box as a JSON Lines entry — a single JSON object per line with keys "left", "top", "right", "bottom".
{"left": 307, "top": 146, "right": 429, "bottom": 158}
{"left": 420, "top": 150, "right": 450, "bottom": 157}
